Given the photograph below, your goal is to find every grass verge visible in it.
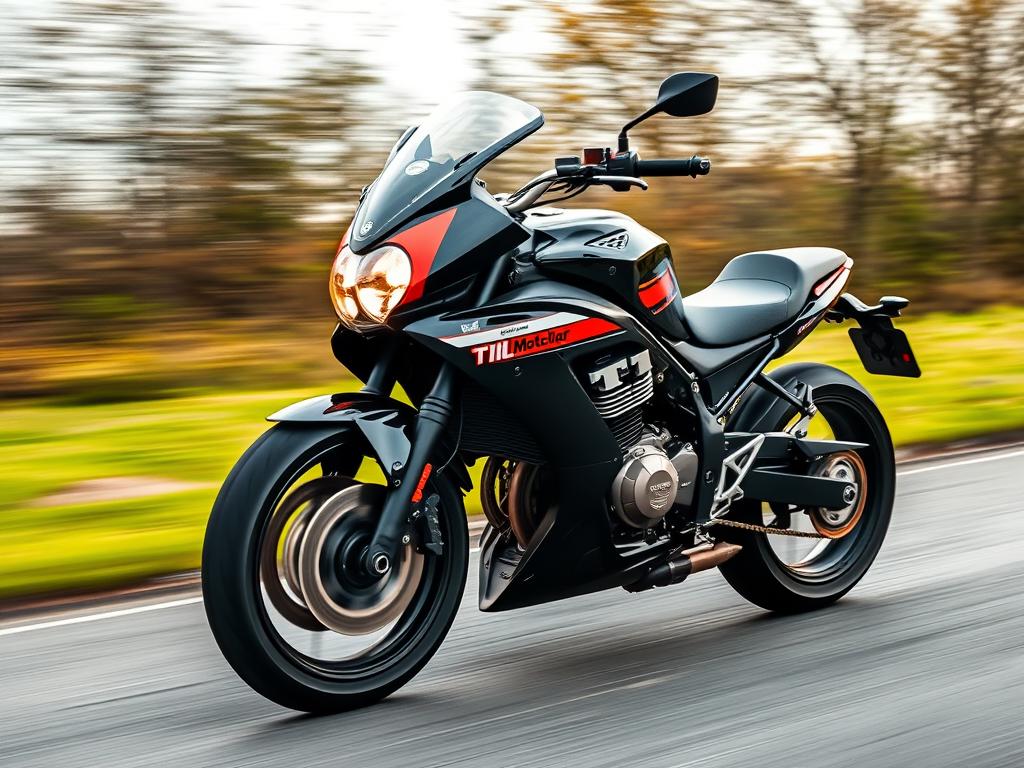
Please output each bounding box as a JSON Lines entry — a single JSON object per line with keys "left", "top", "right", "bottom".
{"left": 1, "top": 306, "right": 1021, "bottom": 600}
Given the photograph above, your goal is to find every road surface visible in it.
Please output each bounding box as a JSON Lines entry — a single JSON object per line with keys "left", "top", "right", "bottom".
{"left": 2, "top": 448, "right": 1023, "bottom": 767}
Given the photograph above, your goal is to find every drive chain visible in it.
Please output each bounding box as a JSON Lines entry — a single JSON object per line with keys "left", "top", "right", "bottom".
{"left": 709, "top": 518, "right": 825, "bottom": 538}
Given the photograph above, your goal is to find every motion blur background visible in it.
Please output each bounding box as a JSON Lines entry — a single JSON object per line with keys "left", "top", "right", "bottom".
{"left": 1, "top": 0, "right": 1022, "bottom": 601}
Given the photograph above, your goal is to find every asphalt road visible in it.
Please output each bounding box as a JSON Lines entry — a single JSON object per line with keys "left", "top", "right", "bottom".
{"left": 2, "top": 447, "right": 1023, "bottom": 768}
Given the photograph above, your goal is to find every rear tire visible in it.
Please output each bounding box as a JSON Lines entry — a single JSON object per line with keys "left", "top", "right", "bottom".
{"left": 718, "top": 365, "right": 894, "bottom": 613}
{"left": 202, "top": 424, "right": 468, "bottom": 713}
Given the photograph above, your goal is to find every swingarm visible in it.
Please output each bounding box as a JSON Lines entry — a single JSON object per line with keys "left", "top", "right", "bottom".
{"left": 726, "top": 431, "right": 866, "bottom": 512}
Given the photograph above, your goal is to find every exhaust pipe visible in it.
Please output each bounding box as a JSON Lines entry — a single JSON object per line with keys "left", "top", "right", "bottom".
{"left": 623, "top": 542, "right": 742, "bottom": 593}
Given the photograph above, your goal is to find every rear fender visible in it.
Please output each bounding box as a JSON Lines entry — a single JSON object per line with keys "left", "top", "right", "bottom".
{"left": 268, "top": 392, "right": 472, "bottom": 491}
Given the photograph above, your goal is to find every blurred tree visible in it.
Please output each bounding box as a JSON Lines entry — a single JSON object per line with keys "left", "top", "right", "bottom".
{"left": 932, "top": 0, "right": 1024, "bottom": 276}
{"left": 2, "top": 0, "right": 1023, "bottom": 369}
{"left": 460, "top": 3, "right": 519, "bottom": 91}
{"left": 1, "top": 0, "right": 376, "bottom": 329}
{"left": 758, "top": 0, "right": 925, "bottom": 271}
{"left": 542, "top": 0, "right": 728, "bottom": 154}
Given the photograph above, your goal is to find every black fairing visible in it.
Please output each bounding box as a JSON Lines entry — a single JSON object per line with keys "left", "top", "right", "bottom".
{"left": 527, "top": 208, "right": 688, "bottom": 339}
{"left": 401, "top": 279, "right": 690, "bottom": 610}
{"left": 388, "top": 183, "right": 530, "bottom": 324}
{"left": 326, "top": 260, "right": 842, "bottom": 612}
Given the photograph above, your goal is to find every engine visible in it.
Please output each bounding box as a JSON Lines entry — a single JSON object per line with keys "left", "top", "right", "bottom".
{"left": 585, "top": 349, "right": 699, "bottom": 529}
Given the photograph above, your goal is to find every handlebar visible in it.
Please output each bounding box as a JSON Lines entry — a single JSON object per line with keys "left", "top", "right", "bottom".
{"left": 505, "top": 151, "right": 711, "bottom": 213}
{"left": 634, "top": 155, "right": 711, "bottom": 178}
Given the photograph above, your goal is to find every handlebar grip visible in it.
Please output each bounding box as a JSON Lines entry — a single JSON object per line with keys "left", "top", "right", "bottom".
{"left": 634, "top": 156, "right": 711, "bottom": 178}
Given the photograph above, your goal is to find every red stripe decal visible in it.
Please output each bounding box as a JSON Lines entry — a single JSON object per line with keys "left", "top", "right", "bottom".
{"left": 387, "top": 207, "right": 458, "bottom": 304}
{"left": 470, "top": 317, "right": 619, "bottom": 366}
{"left": 638, "top": 268, "right": 678, "bottom": 312}
{"left": 322, "top": 400, "right": 355, "bottom": 414}
{"left": 411, "top": 463, "right": 432, "bottom": 503}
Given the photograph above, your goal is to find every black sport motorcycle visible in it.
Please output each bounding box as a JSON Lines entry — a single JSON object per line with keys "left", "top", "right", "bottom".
{"left": 202, "top": 73, "right": 920, "bottom": 713}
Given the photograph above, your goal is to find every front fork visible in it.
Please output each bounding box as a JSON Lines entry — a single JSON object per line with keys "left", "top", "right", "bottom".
{"left": 364, "top": 359, "right": 458, "bottom": 575}
{"left": 360, "top": 254, "right": 510, "bottom": 574}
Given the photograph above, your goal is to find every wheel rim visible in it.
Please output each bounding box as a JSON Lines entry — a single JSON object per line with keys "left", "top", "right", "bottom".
{"left": 759, "top": 393, "right": 884, "bottom": 584}
{"left": 253, "top": 447, "right": 454, "bottom": 677}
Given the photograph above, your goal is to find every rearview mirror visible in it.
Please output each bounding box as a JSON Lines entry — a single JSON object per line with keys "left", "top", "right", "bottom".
{"left": 618, "top": 72, "right": 718, "bottom": 151}
{"left": 655, "top": 72, "right": 718, "bottom": 117}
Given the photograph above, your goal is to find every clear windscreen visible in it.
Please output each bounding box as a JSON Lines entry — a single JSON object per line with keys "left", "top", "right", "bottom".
{"left": 351, "top": 91, "right": 542, "bottom": 247}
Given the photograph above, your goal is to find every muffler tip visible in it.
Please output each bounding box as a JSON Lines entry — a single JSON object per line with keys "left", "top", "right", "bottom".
{"left": 685, "top": 541, "right": 743, "bottom": 574}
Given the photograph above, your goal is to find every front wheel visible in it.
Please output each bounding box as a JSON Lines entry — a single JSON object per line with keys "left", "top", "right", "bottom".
{"left": 718, "top": 365, "right": 895, "bottom": 613}
{"left": 201, "top": 424, "right": 468, "bottom": 713}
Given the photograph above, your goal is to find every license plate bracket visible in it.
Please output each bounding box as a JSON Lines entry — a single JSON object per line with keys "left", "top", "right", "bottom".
{"left": 849, "top": 326, "right": 920, "bottom": 378}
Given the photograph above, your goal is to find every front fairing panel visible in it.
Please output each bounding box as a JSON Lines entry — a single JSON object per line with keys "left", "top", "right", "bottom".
{"left": 385, "top": 186, "right": 530, "bottom": 323}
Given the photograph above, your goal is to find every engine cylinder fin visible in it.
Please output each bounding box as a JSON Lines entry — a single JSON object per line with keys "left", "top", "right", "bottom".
{"left": 591, "top": 376, "right": 655, "bottom": 419}
{"left": 607, "top": 409, "right": 645, "bottom": 449}
{"left": 583, "top": 349, "right": 656, "bottom": 453}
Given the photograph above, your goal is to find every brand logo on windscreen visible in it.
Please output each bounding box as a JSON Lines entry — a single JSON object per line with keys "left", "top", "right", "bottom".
{"left": 405, "top": 160, "right": 430, "bottom": 176}
{"left": 359, "top": 220, "right": 374, "bottom": 236}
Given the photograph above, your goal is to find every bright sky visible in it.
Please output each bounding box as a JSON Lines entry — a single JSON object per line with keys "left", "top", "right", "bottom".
{"left": 173, "top": 0, "right": 845, "bottom": 155}
{"left": 1, "top": 0, "right": 954, "bottom": 200}
{"left": 178, "top": 0, "right": 514, "bottom": 102}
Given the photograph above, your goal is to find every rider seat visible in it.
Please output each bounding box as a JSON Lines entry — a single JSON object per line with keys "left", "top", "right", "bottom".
{"left": 681, "top": 247, "right": 849, "bottom": 346}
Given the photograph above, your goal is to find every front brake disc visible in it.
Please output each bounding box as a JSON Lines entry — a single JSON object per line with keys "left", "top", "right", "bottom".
{"left": 297, "top": 484, "right": 425, "bottom": 636}
{"left": 259, "top": 475, "right": 354, "bottom": 632}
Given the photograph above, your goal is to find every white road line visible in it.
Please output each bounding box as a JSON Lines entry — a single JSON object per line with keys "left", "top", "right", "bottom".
{"left": 896, "top": 447, "right": 1024, "bottom": 477}
{"left": 0, "top": 548, "right": 484, "bottom": 637}
{"left": 0, "top": 597, "right": 203, "bottom": 637}
{"left": 2, "top": 447, "right": 1021, "bottom": 638}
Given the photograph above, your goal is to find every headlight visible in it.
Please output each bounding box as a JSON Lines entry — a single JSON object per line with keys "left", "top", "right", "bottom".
{"left": 354, "top": 245, "right": 411, "bottom": 323}
{"left": 329, "top": 244, "right": 413, "bottom": 326}
{"left": 329, "top": 246, "right": 361, "bottom": 325}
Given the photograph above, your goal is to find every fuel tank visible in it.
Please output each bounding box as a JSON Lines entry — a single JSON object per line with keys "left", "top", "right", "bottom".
{"left": 525, "top": 208, "right": 687, "bottom": 339}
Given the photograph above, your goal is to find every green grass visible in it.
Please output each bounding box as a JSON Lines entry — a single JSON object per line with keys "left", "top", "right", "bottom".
{"left": 1, "top": 307, "right": 1022, "bottom": 600}
{"left": 775, "top": 306, "right": 1024, "bottom": 445}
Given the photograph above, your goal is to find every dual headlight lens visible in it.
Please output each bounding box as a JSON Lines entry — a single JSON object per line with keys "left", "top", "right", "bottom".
{"left": 330, "top": 244, "right": 412, "bottom": 325}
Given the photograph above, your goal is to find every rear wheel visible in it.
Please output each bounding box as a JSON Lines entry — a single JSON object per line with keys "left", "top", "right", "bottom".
{"left": 202, "top": 425, "right": 468, "bottom": 713}
{"left": 718, "top": 368, "right": 894, "bottom": 613}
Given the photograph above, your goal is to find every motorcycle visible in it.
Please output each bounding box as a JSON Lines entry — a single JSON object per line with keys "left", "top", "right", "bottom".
{"left": 202, "top": 72, "right": 920, "bottom": 713}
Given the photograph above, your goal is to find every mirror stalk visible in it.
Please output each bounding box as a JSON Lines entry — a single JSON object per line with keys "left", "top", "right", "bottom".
{"left": 617, "top": 105, "right": 660, "bottom": 152}
{"left": 615, "top": 73, "right": 716, "bottom": 152}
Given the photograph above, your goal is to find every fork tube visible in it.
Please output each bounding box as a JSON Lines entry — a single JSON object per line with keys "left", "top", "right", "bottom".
{"left": 365, "top": 363, "right": 458, "bottom": 574}
{"left": 362, "top": 336, "right": 400, "bottom": 396}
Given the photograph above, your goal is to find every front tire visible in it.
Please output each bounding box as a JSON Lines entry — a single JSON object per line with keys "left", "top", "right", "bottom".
{"left": 718, "top": 365, "right": 895, "bottom": 613}
{"left": 202, "top": 424, "right": 468, "bottom": 713}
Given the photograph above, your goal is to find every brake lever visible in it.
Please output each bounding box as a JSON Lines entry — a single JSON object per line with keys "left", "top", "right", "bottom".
{"left": 588, "top": 175, "right": 648, "bottom": 192}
